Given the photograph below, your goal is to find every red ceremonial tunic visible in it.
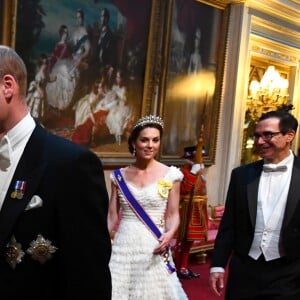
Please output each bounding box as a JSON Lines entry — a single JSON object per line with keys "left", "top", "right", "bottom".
{"left": 177, "top": 164, "right": 208, "bottom": 241}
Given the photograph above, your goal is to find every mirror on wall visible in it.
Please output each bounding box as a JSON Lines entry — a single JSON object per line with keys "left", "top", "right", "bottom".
{"left": 241, "top": 57, "right": 291, "bottom": 165}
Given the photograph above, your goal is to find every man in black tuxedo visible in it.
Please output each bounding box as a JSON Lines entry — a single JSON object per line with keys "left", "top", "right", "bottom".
{"left": 209, "top": 108, "right": 300, "bottom": 300}
{"left": 0, "top": 46, "right": 111, "bottom": 299}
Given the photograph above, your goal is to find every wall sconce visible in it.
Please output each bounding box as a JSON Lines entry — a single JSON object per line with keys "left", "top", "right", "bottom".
{"left": 246, "top": 65, "right": 289, "bottom": 122}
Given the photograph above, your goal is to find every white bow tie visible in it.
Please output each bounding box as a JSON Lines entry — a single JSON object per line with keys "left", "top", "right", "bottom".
{"left": 0, "top": 135, "right": 12, "bottom": 169}
{"left": 263, "top": 165, "right": 287, "bottom": 173}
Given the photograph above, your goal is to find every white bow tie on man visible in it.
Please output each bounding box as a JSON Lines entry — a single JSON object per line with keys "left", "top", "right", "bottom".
{"left": 263, "top": 165, "right": 287, "bottom": 173}
{"left": 0, "top": 135, "right": 12, "bottom": 170}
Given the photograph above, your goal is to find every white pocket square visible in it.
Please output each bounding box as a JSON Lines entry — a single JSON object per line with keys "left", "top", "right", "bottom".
{"left": 25, "top": 195, "right": 43, "bottom": 211}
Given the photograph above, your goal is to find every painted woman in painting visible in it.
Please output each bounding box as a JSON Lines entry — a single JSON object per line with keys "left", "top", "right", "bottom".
{"left": 49, "top": 25, "right": 73, "bottom": 71}
{"left": 71, "top": 78, "right": 107, "bottom": 146}
{"left": 187, "top": 28, "right": 202, "bottom": 74}
{"left": 183, "top": 27, "right": 203, "bottom": 143}
{"left": 69, "top": 8, "right": 92, "bottom": 104}
{"left": 46, "top": 24, "right": 78, "bottom": 111}
{"left": 27, "top": 53, "right": 56, "bottom": 121}
{"left": 105, "top": 70, "right": 132, "bottom": 145}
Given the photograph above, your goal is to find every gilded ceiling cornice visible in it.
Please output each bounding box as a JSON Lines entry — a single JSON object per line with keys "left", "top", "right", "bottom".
{"left": 250, "top": 42, "right": 299, "bottom": 66}
{"left": 246, "top": 0, "right": 300, "bottom": 28}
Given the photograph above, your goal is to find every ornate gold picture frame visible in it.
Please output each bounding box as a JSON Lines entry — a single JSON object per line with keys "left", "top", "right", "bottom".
{"left": 1, "top": 0, "right": 226, "bottom": 166}
{"left": 159, "top": 0, "right": 229, "bottom": 165}
{"left": 2, "top": 0, "right": 163, "bottom": 167}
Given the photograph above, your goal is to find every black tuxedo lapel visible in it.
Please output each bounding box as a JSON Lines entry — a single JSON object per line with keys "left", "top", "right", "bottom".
{"left": 0, "top": 125, "right": 47, "bottom": 247}
{"left": 247, "top": 161, "right": 264, "bottom": 227}
{"left": 245, "top": 156, "right": 300, "bottom": 229}
{"left": 283, "top": 157, "right": 300, "bottom": 227}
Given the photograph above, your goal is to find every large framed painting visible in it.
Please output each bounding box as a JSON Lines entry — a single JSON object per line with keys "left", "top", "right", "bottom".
{"left": 159, "top": 0, "right": 228, "bottom": 165}
{"left": 4, "top": 0, "right": 162, "bottom": 166}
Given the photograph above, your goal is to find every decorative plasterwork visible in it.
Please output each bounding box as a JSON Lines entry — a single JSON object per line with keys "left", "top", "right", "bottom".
{"left": 250, "top": 34, "right": 300, "bottom": 66}
{"left": 246, "top": 0, "right": 300, "bottom": 28}
{"left": 250, "top": 14, "right": 300, "bottom": 50}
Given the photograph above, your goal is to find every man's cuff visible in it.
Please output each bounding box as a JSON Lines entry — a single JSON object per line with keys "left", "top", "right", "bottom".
{"left": 210, "top": 267, "right": 225, "bottom": 273}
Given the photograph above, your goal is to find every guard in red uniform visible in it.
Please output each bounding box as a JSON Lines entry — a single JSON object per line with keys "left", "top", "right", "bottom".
{"left": 174, "top": 139, "right": 208, "bottom": 279}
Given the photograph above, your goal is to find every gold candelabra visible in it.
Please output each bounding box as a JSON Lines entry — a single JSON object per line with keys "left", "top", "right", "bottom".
{"left": 246, "top": 66, "right": 289, "bottom": 122}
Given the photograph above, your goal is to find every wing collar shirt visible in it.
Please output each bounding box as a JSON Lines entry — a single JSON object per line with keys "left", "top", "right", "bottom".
{"left": 0, "top": 113, "right": 36, "bottom": 209}
{"left": 249, "top": 150, "right": 294, "bottom": 261}
{"left": 211, "top": 151, "right": 294, "bottom": 273}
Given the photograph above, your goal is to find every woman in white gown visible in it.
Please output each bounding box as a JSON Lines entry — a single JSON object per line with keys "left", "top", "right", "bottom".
{"left": 105, "top": 70, "right": 132, "bottom": 144}
{"left": 71, "top": 79, "right": 107, "bottom": 146}
{"left": 46, "top": 25, "right": 78, "bottom": 111}
{"left": 108, "top": 115, "right": 188, "bottom": 300}
{"left": 27, "top": 54, "right": 56, "bottom": 120}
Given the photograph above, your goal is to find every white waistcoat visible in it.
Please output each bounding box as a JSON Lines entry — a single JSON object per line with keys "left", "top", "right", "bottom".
{"left": 249, "top": 153, "right": 293, "bottom": 261}
{"left": 248, "top": 195, "right": 286, "bottom": 261}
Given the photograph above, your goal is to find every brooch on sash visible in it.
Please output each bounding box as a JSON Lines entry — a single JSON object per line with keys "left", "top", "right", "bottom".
{"left": 11, "top": 180, "right": 26, "bottom": 199}
{"left": 157, "top": 179, "right": 172, "bottom": 199}
{"left": 6, "top": 236, "right": 25, "bottom": 269}
{"left": 26, "top": 234, "right": 58, "bottom": 264}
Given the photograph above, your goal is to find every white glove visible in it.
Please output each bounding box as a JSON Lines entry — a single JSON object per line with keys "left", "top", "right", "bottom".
{"left": 190, "top": 163, "right": 201, "bottom": 175}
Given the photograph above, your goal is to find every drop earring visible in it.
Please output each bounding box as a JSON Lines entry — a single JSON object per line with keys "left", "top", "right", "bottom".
{"left": 132, "top": 147, "right": 136, "bottom": 157}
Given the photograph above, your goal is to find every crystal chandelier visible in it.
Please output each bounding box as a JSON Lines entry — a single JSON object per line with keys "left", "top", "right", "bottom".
{"left": 246, "top": 65, "right": 289, "bottom": 122}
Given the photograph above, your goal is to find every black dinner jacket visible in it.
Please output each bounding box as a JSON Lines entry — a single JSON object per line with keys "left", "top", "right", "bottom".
{"left": 211, "top": 156, "right": 300, "bottom": 269}
{"left": 0, "top": 124, "right": 111, "bottom": 299}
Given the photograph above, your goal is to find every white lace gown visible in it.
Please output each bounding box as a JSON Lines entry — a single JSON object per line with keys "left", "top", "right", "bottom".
{"left": 46, "top": 58, "right": 78, "bottom": 110}
{"left": 109, "top": 166, "right": 188, "bottom": 300}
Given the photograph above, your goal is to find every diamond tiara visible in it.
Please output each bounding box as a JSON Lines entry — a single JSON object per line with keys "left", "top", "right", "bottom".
{"left": 132, "top": 115, "right": 164, "bottom": 130}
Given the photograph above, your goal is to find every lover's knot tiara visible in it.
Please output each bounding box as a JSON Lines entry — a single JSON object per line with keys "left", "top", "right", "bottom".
{"left": 132, "top": 115, "right": 164, "bottom": 130}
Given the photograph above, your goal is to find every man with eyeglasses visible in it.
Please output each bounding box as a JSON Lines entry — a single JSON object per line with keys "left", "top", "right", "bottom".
{"left": 209, "top": 107, "right": 300, "bottom": 299}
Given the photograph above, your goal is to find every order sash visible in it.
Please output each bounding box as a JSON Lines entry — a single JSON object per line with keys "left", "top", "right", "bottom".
{"left": 113, "top": 169, "right": 175, "bottom": 273}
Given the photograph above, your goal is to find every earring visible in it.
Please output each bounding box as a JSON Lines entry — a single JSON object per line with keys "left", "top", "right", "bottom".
{"left": 132, "top": 147, "right": 136, "bottom": 157}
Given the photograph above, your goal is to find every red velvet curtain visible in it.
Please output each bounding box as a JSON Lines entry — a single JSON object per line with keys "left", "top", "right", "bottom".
{"left": 176, "top": 0, "right": 205, "bottom": 33}
{"left": 112, "top": 0, "right": 152, "bottom": 46}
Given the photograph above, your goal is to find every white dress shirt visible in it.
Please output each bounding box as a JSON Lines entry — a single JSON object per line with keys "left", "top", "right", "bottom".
{"left": 0, "top": 113, "right": 36, "bottom": 209}
{"left": 211, "top": 151, "right": 294, "bottom": 273}
{"left": 248, "top": 151, "right": 293, "bottom": 261}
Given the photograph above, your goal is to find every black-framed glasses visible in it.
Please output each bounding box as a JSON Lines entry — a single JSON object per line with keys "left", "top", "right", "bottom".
{"left": 253, "top": 131, "right": 282, "bottom": 141}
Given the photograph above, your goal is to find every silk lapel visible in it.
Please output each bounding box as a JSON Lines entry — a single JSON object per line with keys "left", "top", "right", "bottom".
{"left": 282, "top": 157, "right": 300, "bottom": 227}
{"left": 0, "top": 125, "right": 47, "bottom": 247}
{"left": 247, "top": 160, "right": 263, "bottom": 227}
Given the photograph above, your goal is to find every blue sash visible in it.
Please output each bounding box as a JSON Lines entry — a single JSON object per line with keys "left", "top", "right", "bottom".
{"left": 73, "top": 34, "right": 89, "bottom": 53}
{"left": 113, "top": 169, "right": 175, "bottom": 273}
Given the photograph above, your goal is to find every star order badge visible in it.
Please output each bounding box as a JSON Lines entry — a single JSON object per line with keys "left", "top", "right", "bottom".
{"left": 26, "top": 234, "right": 58, "bottom": 264}
{"left": 6, "top": 236, "right": 25, "bottom": 269}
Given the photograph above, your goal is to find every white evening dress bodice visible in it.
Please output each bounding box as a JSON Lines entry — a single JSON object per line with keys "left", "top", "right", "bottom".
{"left": 109, "top": 166, "right": 188, "bottom": 300}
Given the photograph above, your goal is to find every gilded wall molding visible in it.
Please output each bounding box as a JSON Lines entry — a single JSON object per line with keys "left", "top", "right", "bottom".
{"left": 246, "top": 0, "right": 300, "bottom": 28}
{"left": 1, "top": 0, "right": 17, "bottom": 47}
{"left": 196, "top": 0, "right": 246, "bottom": 9}
{"left": 142, "top": 0, "right": 167, "bottom": 115}
{"left": 250, "top": 14, "right": 300, "bottom": 50}
{"left": 250, "top": 41, "right": 300, "bottom": 66}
